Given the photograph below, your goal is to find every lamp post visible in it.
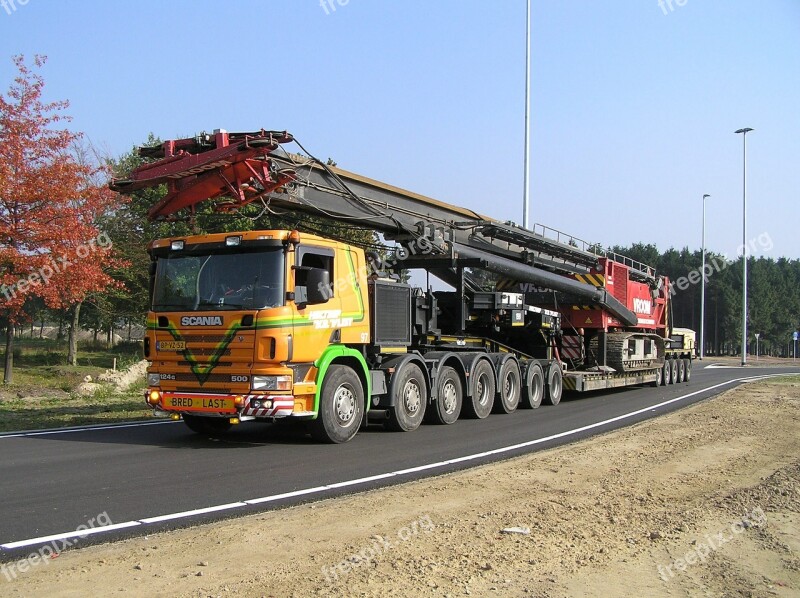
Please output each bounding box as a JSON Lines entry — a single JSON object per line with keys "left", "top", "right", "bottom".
{"left": 700, "top": 194, "right": 710, "bottom": 359}
{"left": 522, "top": 0, "right": 531, "bottom": 229}
{"left": 755, "top": 332, "right": 760, "bottom": 361}
{"left": 735, "top": 127, "right": 753, "bottom": 366}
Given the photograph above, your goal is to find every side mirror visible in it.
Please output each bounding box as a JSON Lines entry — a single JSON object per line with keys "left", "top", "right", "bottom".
{"left": 304, "top": 268, "right": 331, "bottom": 305}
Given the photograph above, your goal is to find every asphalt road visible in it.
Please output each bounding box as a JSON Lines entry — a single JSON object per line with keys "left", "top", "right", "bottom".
{"left": 1, "top": 364, "right": 797, "bottom": 561}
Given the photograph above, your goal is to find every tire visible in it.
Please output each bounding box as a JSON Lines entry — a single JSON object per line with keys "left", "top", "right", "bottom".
{"left": 183, "top": 414, "right": 232, "bottom": 436}
{"left": 522, "top": 362, "right": 544, "bottom": 409}
{"left": 670, "top": 359, "right": 678, "bottom": 385}
{"left": 310, "top": 365, "right": 364, "bottom": 443}
{"left": 544, "top": 362, "right": 563, "bottom": 406}
{"left": 463, "top": 359, "right": 495, "bottom": 419}
{"left": 677, "top": 359, "right": 686, "bottom": 383}
{"left": 427, "top": 366, "right": 462, "bottom": 425}
{"left": 661, "top": 361, "right": 671, "bottom": 386}
{"left": 652, "top": 366, "right": 663, "bottom": 387}
{"left": 682, "top": 358, "right": 691, "bottom": 382}
{"left": 385, "top": 363, "right": 427, "bottom": 432}
{"left": 492, "top": 359, "right": 522, "bottom": 414}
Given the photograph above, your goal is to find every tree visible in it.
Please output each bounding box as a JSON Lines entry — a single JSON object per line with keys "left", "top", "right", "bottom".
{"left": 0, "top": 56, "right": 123, "bottom": 379}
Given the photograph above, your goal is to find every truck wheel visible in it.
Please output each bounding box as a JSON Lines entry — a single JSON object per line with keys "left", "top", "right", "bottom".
{"left": 522, "top": 362, "right": 544, "bottom": 409}
{"left": 662, "top": 361, "right": 672, "bottom": 385}
{"left": 682, "top": 358, "right": 691, "bottom": 382}
{"left": 544, "top": 363, "right": 563, "bottom": 406}
{"left": 652, "top": 366, "right": 663, "bottom": 387}
{"left": 183, "top": 414, "right": 232, "bottom": 436}
{"left": 310, "top": 365, "right": 364, "bottom": 443}
{"left": 463, "top": 359, "right": 495, "bottom": 419}
{"left": 493, "top": 359, "right": 521, "bottom": 414}
{"left": 385, "top": 363, "right": 427, "bottom": 432}
{"left": 427, "top": 366, "right": 462, "bottom": 425}
{"left": 670, "top": 359, "right": 679, "bottom": 384}
{"left": 677, "top": 359, "right": 686, "bottom": 383}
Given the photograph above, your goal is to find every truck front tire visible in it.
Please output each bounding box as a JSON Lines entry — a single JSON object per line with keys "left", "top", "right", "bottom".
{"left": 310, "top": 365, "right": 364, "bottom": 443}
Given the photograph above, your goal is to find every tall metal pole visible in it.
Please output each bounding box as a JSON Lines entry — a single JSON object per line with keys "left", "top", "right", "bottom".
{"left": 700, "top": 194, "right": 710, "bottom": 359}
{"left": 522, "top": 0, "right": 531, "bottom": 229}
{"left": 735, "top": 128, "right": 753, "bottom": 366}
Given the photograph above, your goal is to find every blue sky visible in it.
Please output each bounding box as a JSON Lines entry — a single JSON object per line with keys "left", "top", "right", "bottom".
{"left": 2, "top": 0, "right": 798, "bottom": 259}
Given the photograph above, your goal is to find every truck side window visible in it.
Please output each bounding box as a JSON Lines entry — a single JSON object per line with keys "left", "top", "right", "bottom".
{"left": 295, "top": 247, "right": 334, "bottom": 304}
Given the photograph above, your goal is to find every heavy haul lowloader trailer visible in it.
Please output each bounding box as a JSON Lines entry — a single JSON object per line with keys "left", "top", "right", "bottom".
{"left": 112, "top": 129, "right": 693, "bottom": 443}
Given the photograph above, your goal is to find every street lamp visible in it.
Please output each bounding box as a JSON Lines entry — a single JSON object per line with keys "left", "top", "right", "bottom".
{"left": 735, "top": 127, "right": 753, "bottom": 366}
{"left": 700, "top": 194, "right": 710, "bottom": 359}
{"left": 755, "top": 332, "right": 760, "bottom": 361}
{"left": 523, "top": 0, "right": 531, "bottom": 229}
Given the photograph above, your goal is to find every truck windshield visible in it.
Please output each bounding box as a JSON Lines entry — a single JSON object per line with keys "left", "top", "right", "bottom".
{"left": 152, "top": 248, "right": 284, "bottom": 311}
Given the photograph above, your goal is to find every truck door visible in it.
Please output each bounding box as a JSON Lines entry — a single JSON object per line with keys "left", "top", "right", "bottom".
{"left": 291, "top": 245, "right": 340, "bottom": 363}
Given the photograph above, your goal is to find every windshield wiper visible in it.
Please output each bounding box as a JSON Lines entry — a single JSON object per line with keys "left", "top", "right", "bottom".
{"left": 194, "top": 301, "right": 246, "bottom": 310}
{"left": 152, "top": 303, "right": 192, "bottom": 310}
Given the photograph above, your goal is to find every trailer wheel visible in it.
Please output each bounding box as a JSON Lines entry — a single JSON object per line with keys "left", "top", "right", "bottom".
{"left": 682, "top": 358, "right": 691, "bottom": 382}
{"left": 671, "top": 359, "right": 680, "bottom": 384}
{"left": 427, "top": 366, "right": 462, "bottom": 425}
{"left": 493, "top": 359, "right": 521, "bottom": 414}
{"left": 310, "top": 365, "right": 363, "bottom": 443}
{"left": 662, "top": 360, "right": 672, "bottom": 385}
{"left": 677, "top": 359, "right": 686, "bottom": 383}
{"left": 544, "top": 363, "right": 563, "bottom": 406}
{"left": 652, "top": 365, "right": 663, "bottom": 387}
{"left": 385, "top": 363, "right": 427, "bottom": 432}
{"left": 463, "top": 359, "right": 495, "bottom": 419}
{"left": 522, "top": 362, "right": 544, "bottom": 409}
{"left": 183, "top": 414, "right": 232, "bottom": 436}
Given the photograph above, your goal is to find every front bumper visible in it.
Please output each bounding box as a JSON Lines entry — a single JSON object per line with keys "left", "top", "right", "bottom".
{"left": 146, "top": 390, "right": 306, "bottom": 419}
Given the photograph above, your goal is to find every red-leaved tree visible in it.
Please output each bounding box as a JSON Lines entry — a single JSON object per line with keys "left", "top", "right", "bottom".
{"left": 0, "top": 56, "right": 123, "bottom": 381}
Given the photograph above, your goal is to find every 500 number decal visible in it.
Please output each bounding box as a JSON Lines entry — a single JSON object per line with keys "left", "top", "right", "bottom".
{"left": 231, "top": 375, "right": 249, "bottom": 383}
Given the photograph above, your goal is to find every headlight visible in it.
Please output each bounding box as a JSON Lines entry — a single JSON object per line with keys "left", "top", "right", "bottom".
{"left": 251, "top": 375, "right": 292, "bottom": 391}
{"left": 147, "top": 373, "right": 161, "bottom": 386}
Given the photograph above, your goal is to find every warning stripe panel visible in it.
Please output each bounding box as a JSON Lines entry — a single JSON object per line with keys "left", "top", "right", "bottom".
{"left": 573, "top": 273, "right": 606, "bottom": 287}
{"left": 496, "top": 278, "right": 517, "bottom": 291}
{"left": 561, "top": 335, "right": 583, "bottom": 360}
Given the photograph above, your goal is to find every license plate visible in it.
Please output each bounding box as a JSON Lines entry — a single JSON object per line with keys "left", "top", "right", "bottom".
{"left": 158, "top": 341, "right": 186, "bottom": 351}
{"left": 167, "top": 396, "right": 235, "bottom": 412}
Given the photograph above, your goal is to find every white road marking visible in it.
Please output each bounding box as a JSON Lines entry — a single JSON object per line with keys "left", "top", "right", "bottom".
{"left": 0, "top": 420, "right": 176, "bottom": 439}
{"left": 2, "top": 372, "right": 797, "bottom": 551}
{"left": 1, "top": 522, "right": 142, "bottom": 550}
{"left": 140, "top": 502, "right": 249, "bottom": 524}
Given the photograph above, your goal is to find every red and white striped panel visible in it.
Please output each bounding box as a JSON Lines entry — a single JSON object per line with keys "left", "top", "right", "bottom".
{"left": 561, "top": 335, "right": 584, "bottom": 360}
{"left": 242, "top": 396, "right": 295, "bottom": 418}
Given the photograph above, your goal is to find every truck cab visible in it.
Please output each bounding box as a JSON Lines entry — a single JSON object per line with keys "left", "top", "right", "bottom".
{"left": 144, "top": 229, "right": 371, "bottom": 439}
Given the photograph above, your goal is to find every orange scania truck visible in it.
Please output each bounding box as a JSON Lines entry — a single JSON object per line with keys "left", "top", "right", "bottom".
{"left": 114, "top": 129, "right": 692, "bottom": 443}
